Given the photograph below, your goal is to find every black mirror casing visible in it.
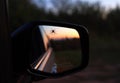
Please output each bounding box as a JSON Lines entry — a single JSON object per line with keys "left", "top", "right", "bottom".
{"left": 11, "top": 21, "right": 89, "bottom": 79}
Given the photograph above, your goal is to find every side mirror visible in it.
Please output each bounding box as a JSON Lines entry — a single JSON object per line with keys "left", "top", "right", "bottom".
{"left": 11, "top": 21, "right": 89, "bottom": 79}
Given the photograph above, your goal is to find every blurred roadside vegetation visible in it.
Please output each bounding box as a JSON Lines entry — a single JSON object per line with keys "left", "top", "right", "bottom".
{"left": 9, "top": 0, "right": 120, "bottom": 65}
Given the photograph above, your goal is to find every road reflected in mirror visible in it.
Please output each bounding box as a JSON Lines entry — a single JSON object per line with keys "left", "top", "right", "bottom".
{"left": 31, "top": 25, "right": 82, "bottom": 74}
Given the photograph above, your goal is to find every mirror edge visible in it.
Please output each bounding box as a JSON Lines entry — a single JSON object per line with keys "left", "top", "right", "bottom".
{"left": 27, "top": 20, "right": 89, "bottom": 78}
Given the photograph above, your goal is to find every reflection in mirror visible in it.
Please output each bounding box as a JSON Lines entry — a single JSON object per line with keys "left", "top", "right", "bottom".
{"left": 31, "top": 25, "right": 81, "bottom": 74}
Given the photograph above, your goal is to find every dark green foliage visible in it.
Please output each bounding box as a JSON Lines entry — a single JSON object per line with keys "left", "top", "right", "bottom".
{"left": 9, "top": 0, "right": 46, "bottom": 32}
{"left": 9, "top": 0, "right": 120, "bottom": 37}
{"left": 106, "top": 7, "right": 120, "bottom": 37}
{"left": 54, "top": 50, "right": 82, "bottom": 72}
{"left": 50, "top": 38, "right": 81, "bottom": 51}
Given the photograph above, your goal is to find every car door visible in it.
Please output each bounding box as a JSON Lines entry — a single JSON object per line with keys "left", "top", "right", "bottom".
{"left": 0, "top": 0, "right": 13, "bottom": 83}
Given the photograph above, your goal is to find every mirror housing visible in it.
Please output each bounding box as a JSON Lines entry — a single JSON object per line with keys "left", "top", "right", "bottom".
{"left": 11, "top": 21, "right": 89, "bottom": 79}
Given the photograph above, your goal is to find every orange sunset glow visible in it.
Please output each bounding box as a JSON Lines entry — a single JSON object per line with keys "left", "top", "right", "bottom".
{"left": 39, "top": 25, "right": 80, "bottom": 50}
{"left": 42, "top": 26, "right": 80, "bottom": 40}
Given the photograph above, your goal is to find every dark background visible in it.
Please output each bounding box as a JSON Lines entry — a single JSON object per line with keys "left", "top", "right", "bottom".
{"left": 9, "top": 0, "right": 120, "bottom": 83}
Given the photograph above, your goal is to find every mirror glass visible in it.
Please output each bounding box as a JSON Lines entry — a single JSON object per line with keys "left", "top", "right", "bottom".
{"left": 31, "top": 25, "right": 82, "bottom": 74}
